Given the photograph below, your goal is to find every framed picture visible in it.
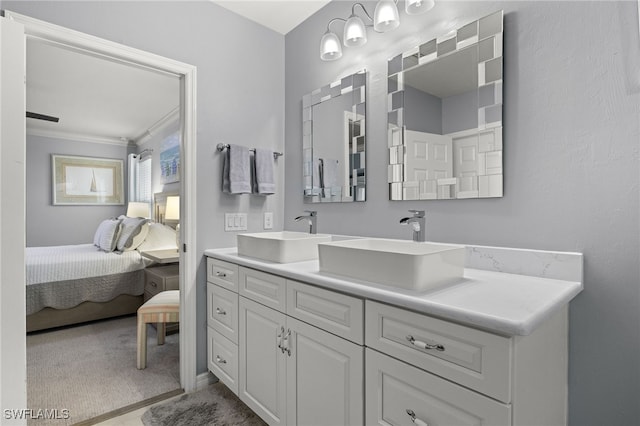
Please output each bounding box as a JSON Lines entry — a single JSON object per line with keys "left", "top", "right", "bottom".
{"left": 160, "top": 132, "right": 180, "bottom": 184}
{"left": 52, "top": 154, "right": 124, "bottom": 205}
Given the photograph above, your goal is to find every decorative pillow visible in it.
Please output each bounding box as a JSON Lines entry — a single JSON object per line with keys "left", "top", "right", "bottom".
{"left": 128, "top": 222, "right": 150, "bottom": 251}
{"left": 136, "top": 223, "right": 177, "bottom": 251}
{"left": 94, "top": 219, "right": 115, "bottom": 248}
{"left": 116, "top": 217, "right": 150, "bottom": 252}
{"left": 96, "top": 218, "right": 123, "bottom": 252}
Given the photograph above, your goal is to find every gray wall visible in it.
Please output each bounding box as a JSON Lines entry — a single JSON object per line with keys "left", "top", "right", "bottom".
{"left": 26, "top": 135, "right": 129, "bottom": 246}
{"left": 284, "top": 1, "right": 639, "bottom": 425}
{"left": 5, "top": 0, "right": 285, "bottom": 376}
{"left": 404, "top": 84, "right": 442, "bottom": 134}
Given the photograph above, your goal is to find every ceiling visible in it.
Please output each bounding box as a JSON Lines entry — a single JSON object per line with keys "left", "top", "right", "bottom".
{"left": 211, "top": 0, "right": 330, "bottom": 34}
{"left": 26, "top": 39, "right": 180, "bottom": 145}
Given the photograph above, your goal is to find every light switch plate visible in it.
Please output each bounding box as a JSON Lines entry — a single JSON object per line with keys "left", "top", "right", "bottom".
{"left": 225, "top": 213, "right": 248, "bottom": 231}
{"left": 264, "top": 212, "right": 273, "bottom": 230}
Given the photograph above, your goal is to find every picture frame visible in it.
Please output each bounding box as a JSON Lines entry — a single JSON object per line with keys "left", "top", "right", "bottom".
{"left": 52, "top": 154, "right": 124, "bottom": 205}
{"left": 160, "top": 132, "right": 180, "bottom": 184}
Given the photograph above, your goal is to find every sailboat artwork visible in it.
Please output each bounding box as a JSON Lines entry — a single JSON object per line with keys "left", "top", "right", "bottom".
{"left": 52, "top": 154, "right": 124, "bottom": 205}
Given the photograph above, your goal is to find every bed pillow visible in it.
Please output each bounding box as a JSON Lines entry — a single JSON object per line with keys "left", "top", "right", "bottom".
{"left": 136, "top": 223, "right": 177, "bottom": 251}
{"left": 96, "top": 218, "right": 122, "bottom": 252}
{"left": 116, "top": 217, "right": 150, "bottom": 252}
{"left": 93, "top": 218, "right": 117, "bottom": 248}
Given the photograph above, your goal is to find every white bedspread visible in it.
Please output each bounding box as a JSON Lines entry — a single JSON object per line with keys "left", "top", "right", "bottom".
{"left": 26, "top": 244, "right": 151, "bottom": 285}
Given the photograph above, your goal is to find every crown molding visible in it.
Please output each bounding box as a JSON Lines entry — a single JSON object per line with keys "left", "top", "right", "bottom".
{"left": 26, "top": 128, "right": 130, "bottom": 146}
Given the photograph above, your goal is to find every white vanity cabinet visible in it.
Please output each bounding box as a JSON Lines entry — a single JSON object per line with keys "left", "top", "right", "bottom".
{"left": 207, "top": 259, "right": 364, "bottom": 426}
{"left": 206, "top": 248, "right": 579, "bottom": 426}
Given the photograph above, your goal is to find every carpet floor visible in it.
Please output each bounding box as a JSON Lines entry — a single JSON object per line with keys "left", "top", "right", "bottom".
{"left": 142, "top": 382, "right": 266, "bottom": 426}
{"left": 27, "top": 315, "right": 180, "bottom": 426}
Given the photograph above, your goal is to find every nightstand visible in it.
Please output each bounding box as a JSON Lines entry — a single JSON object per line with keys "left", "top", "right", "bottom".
{"left": 140, "top": 249, "right": 179, "bottom": 264}
{"left": 144, "top": 264, "right": 179, "bottom": 333}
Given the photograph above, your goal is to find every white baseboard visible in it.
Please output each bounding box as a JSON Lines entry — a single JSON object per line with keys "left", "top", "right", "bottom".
{"left": 196, "top": 371, "right": 219, "bottom": 390}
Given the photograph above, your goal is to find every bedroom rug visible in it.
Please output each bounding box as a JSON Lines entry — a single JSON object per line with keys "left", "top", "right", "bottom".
{"left": 141, "top": 382, "right": 265, "bottom": 426}
{"left": 27, "top": 315, "right": 180, "bottom": 426}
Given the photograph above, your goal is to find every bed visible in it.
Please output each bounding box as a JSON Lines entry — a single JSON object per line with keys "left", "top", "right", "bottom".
{"left": 26, "top": 193, "right": 178, "bottom": 332}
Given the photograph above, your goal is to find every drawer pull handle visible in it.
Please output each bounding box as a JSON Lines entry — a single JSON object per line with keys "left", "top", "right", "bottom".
{"left": 406, "top": 409, "right": 428, "bottom": 426}
{"left": 215, "top": 307, "right": 226, "bottom": 315}
{"left": 215, "top": 271, "right": 227, "bottom": 277}
{"left": 406, "top": 335, "right": 445, "bottom": 352}
{"left": 216, "top": 355, "right": 227, "bottom": 364}
{"left": 282, "top": 329, "right": 291, "bottom": 356}
{"left": 277, "top": 326, "right": 284, "bottom": 352}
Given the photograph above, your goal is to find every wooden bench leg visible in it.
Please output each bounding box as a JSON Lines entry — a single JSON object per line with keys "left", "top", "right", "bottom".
{"left": 157, "top": 322, "right": 166, "bottom": 345}
{"left": 137, "top": 316, "right": 147, "bottom": 370}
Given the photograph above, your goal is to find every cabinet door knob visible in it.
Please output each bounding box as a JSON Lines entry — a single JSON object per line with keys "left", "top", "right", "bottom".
{"left": 406, "top": 335, "right": 445, "bottom": 352}
{"left": 406, "top": 409, "right": 428, "bottom": 426}
{"left": 215, "top": 307, "right": 226, "bottom": 315}
{"left": 216, "top": 355, "right": 227, "bottom": 364}
{"left": 150, "top": 281, "right": 157, "bottom": 288}
{"left": 215, "top": 271, "right": 227, "bottom": 277}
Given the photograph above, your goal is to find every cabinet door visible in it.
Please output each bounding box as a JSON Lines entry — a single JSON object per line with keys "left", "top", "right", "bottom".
{"left": 366, "top": 349, "right": 511, "bottom": 426}
{"left": 239, "top": 297, "right": 287, "bottom": 426}
{"left": 286, "top": 317, "right": 364, "bottom": 426}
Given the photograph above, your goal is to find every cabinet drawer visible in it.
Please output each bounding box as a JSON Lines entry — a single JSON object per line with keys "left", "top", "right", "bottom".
{"left": 208, "top": 327, "right": 239, "bottom": 396}
{"left": 145, "top": 264, "right": 179, "bottom": 295}
{"left": 207, "top": 258, "right": 239, "bottom": 292}
{"left": 286, "top": 280, "right": 364, "bottom": 344}
{"left": 239, "top": 267, "right": 286, "bottom": 312}
{"left": 366, "top": 349, "right": 511, "bottom": 426}
{"left": 365, "top": 300, "right": 512, "bottom": 402}
{"left": 207, "top": 284, "right": 239, "bottom": 344}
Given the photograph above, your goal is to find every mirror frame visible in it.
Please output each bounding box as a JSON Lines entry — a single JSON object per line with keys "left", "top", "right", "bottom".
{"left": 387, "top": 11, "right": 503, "bottom": 200}
{"left": 302, "top": 69, "right": 367, "bottom": 203}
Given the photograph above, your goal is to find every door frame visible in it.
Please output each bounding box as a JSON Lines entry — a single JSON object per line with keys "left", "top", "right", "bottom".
{"left": 3, "top": 10, "right": 198, "bottom": 392}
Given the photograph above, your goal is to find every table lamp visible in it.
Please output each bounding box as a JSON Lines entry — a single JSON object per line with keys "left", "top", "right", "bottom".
{"left": 164, "top": 196, "right": 180, "bottom": 250}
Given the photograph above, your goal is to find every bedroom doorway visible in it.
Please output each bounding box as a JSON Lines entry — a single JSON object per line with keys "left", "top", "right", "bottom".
{"left": 1, "top": 9, "right": 198, "bottom": 420}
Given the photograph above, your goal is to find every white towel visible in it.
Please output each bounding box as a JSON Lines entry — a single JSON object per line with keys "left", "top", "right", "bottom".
{"left": 252, "top": 148, "right": 275, "bottom": 195}
{"left": 222, "top": 144, "right": 251, "bottom": 194}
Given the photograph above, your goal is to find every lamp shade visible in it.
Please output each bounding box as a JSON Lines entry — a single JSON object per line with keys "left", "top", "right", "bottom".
{"left": 164, "top": 196, "right": 180, "bottom": 221}
{"left": 373, "top": 0, "right": 400, "bottom": 32}
{"left": 320, "top": 30, "right": 343, "bottom": 61}
{"left": 405, "top": 0, "right": 435, "bottom": 15}
{"left": 344, "top": 14, "right": 367, "bottom": 47}
{"left": 126, "top": 201, "right": 150, "bottom": 218}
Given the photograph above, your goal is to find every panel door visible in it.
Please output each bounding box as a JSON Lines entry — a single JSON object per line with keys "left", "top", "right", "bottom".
{"left": 404, "top": 130, "right": 452, "bottom": 181}
{"left": 239, "top": 297, "right": 287, "bottom": 426}
{"left": 286, "top": 317, "right": 364, "bottom": 426}
{"left": 366, "top": 349, "right": 511, "bottom": 426}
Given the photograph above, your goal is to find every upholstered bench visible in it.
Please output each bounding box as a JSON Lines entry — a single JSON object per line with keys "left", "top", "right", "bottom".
{"left": 137, "top": 290, "right": 179, "bottom": 369}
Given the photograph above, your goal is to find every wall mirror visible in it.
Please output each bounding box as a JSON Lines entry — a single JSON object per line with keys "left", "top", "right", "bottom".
{"left": 388, "top": 11, "right": 503, "bottom": 200}
{"left": 303, "top": 70, "right": 367, "bottom": 203}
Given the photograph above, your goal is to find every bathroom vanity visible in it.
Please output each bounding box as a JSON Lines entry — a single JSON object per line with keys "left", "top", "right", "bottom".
{"left": 204, "top": 243, "right": 582, "bottom": 426}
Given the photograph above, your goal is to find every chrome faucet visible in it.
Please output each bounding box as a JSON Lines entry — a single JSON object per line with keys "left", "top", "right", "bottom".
{"left": 294, "top": 210, "right": 317, "bottom": 234}
{"left": 399, "top": 210, "right": 425, "bottom": 242}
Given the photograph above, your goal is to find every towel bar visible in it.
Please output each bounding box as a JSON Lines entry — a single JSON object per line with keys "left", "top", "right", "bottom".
{"left": 216, "top": 143, "right": 283, "bottom": 160}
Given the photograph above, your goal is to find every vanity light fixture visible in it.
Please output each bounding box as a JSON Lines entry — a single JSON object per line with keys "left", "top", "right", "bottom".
{"left": 320, "top": 0, "right": 435, "bottom": 61}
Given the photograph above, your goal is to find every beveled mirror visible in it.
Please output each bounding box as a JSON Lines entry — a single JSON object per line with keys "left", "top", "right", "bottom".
{"left": 303, "top": 70, "right": 367, "bottom": 203}
{"left": 388, "top": 11, "right": 503, "bottom": 200}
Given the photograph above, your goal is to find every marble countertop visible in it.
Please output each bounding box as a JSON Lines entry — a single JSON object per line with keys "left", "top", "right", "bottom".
{"left": 204, "top": 245, "right": 583, "bottom": 336}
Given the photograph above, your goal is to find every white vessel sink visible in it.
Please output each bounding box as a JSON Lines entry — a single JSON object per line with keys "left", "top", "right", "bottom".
{"left": 318, "top": 238, "right": 465, "bottom": 291}
{"left": 237, "top": 231, "right": 332, "bottom": 263}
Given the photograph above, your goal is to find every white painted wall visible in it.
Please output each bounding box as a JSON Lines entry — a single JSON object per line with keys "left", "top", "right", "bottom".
{"left": 284, "top": 1, "right": 640, "bottom": 425}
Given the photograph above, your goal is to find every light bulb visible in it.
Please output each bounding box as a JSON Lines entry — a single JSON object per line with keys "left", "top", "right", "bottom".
{"left": 344, "top": 14, "right": 367, "bottom": 47}
{"left": 373, "top": 0, "right": 400, "bottom": 33}
{"left": 320, "top": 30, "right": 342, "bottom": 61}
{"left": 405, "top": 0, "right": 435, "bottom": 15}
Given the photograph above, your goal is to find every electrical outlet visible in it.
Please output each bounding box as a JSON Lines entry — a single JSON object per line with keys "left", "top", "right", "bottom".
{"left": 264, "top": 212, "right": 273, "bottom": 230}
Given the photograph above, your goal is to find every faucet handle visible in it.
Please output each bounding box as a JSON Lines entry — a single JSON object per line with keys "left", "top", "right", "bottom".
{"left": 304, "top": 210, "right": 317, "bottom": 216}
{"left": 408, "top": 209, "right": 425, "bottom": 217}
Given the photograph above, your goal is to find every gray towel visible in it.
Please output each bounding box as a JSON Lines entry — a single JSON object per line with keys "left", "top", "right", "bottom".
{"left": 222, "top": 144, "right": 251, "bottom": 194}
{"left": 252, "top": 148, "right": 275, "bottom": 195}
